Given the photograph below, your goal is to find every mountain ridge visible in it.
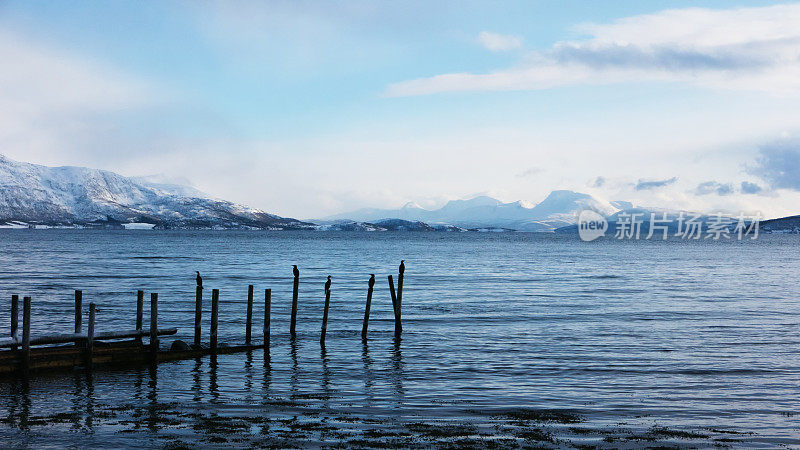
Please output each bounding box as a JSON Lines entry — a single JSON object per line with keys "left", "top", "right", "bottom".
{"left": 320, "top": 190, "right": 618, "bottom": 231}
{"left": 0, "top": 155, "right": 312, "bottom": 229}
{"left": 1, "top": 156, "right": 797, "bottom": 233}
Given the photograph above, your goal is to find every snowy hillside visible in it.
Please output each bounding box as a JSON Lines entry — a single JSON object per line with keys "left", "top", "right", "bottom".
{"left": 0, "top": 155, "right": 311, "bottom": 229}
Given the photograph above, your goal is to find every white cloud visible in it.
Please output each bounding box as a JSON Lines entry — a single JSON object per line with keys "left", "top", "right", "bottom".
{"left": 0, "top": 29, "right": 152, "bottom": 115}
{"left": 386, "top": 3, "right": 800, "bottom": 96}
{"left": 0, "top": 29, "right": 157, "bottom": 166}
{"left": 477, "top": 31, "right": 522, "bottom": 52}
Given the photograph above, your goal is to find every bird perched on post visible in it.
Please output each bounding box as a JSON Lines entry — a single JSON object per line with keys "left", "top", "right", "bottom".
{"left": 324, "top": 275, "right": 332, "bottom": 293}
{"left": 399, "top": 260, "right": 405, "bottom": 275}
{"left": 196, "top": 271, "right": 203, "bottom": 289}
{"left": 292, "top": 265, "right": 299, "bottom": 278}
{"left": 368, "top": 274, "right": 375, "bottom": 288}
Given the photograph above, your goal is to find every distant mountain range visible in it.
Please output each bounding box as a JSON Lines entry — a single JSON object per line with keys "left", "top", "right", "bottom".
{"left": 0, "top": 155, "right": 797, "bottom": 233}
{"left": 0, "top": 155, "right": 312, "bottom": 229}
{"left": 320, "top": 190, "right": 619, "bottom": 232}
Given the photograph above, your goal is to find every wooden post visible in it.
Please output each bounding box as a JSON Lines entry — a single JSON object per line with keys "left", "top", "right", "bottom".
{"left": 388, "top": 275, "right": 401, "bottom": 337}
{"left": 246, "top": 284, "right": 254, "bottom": 345}
{"left": 150, "top": 293, "right": 158, "bottom": 358}
{"left": 361, "top": 282, "right": 373, "bottom": 340}
{"left": 194, "top": 286, "right": 202, "bottom": 347}
{"left": 210, "top": 289, "right": 219, "bottom": 353}
{"left": 397, "top": 272, "right": 404, "bottom": 336}
{"left": 397, "top": 273, "right": 404, "bottom": 313}
{"left": 74, "top": 290, "right": 82, "bottom": 345}
{"left": 135, "top": 290, "right": 144, "bottom": 346}
{"left": 264, "top": 289, "right": 271, "bottom": 350}
{"left": 320, "top": 288, "right": 331, "bottom": 345}
{"left": 22, "top": 296, "right": 30, "bottom": 373}
{"left": 290, "top": 275, "right": 299, "bottom": 338}
{"left": 87, "top": 303, "right": 95, "bottom": 370}
{"left": 11, "top": 295, "right": 18, "bottom": 350}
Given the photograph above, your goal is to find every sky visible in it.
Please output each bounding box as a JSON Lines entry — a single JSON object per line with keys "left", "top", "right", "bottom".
{"left": 2, "top": 0, "right": 800, "bottom": 219}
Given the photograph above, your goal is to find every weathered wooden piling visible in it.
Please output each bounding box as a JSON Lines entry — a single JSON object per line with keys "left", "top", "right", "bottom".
{"left": 397, "top": 274, "right": 404, "bottom": 336}
{"left": 361, "top": 279, "right": 374, "bottom": 339}
{"left": 320, "top": 287, "right": 331, "bottom": 345}
{"left": 397, "top": 274, "right": 404, "bottom": 311}
{"left": 87, "top": 303, "right": 95, "bottom": 370}
{"left": 246, "top": 285, "right": 254, "bottom": 345}
{"left": 11, "top": 295, "right": 18, "bottom": 350}
{"left": 194, "top": 286, "right": 202, "bottom": 347}
{"left": 388, "top": 275, "right": 402, "bottom": 337}
{"left": 397, "top": 261, "right": 404, "bottom": 336}
{"left": 210, "top": 289, "right": 219, "bottom": 353}
{"left": 150, "top": 293, "right": 158, "bottom": 359}
{"left": 290, "top": 272, "right": 299, "bottom": 338}
{"left": 388, "top": 275, "right": 397, "bottom": 314}
{"left": 264, "top": 289, "right": 271, "bottom": 349}
{"left": 22, "top": 297, "right": 31, "bottom": 373}
{"left": 74, "top": 290, "right": 82, "bottom": 345}
{"left": 136, "top": 290, "right": 144, "bottom": 346}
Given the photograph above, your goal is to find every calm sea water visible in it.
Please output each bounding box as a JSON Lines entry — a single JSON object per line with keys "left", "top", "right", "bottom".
{"left": 0, "top": 230, "right": 799, "bottom": 447}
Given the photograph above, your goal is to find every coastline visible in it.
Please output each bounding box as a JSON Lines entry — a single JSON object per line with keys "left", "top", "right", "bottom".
{"left": 0, "top": 360, "right": 772, "bottom": 449}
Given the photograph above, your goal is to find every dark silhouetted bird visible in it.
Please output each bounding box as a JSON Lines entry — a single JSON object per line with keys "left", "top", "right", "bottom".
{"left": 292, "top": 265, "right": 299, "bottom": 278}
{"left": 324, "top": 275, "right": 332, "bottom": 293}
{"left": 399, "top": 260, "right": 405, "bottom": 275}
{"left": 196, "top": 271, "right": 203, "bottom": 289}
{"left": 368, "top": 274, "right": 375, "bottom": 288}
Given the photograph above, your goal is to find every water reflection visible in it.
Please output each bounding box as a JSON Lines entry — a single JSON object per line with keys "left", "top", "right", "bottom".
{"left": 390, "top": 337, "right": 404, "bottom": 405}
{"left": 192, "top": 358, "right": 203, "bottom": 402}
{"left": 244, "top": 350, "right": 253, "bottom": 401}
{"left": 70, "top": 372, "right": 84, "bottom": 431}
{"left": 132, "top": 367, "right": 145, "bottom": 432}
{"left": 320, "top": 346, "right": 331, "bottom": 407}
{"left": 10, "top": 379, "right": 30, "bottom": 431}
{"left": 146, "top": 365, "right": 158, "bottom": 432}
{"left": 262, "top": 348, "right": 271, "bottom": 393}
{"left": 361, "top": 340, "right": 374, "bottom": 404}
{"left": 209, "top": 355, "right": 219, "bottom": 403}
{"left": 20, "top": 379, "right": 30, "bottom": 431}
{"left": 289, "top": 338, "right": 299, "bottom": 398}
{"left": 134, "top": 367, "right": 144, "bottom": 402}
{"left": 84, "top": 373, "right": 95, "bottom": 430}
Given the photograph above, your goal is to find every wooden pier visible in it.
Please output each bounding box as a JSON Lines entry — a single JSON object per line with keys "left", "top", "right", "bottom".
{"left": 0, "top": 263, "right": 406, "bottom": 377}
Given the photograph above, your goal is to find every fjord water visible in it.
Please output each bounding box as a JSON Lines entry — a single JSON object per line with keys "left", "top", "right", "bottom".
{"left": 0, "top": 230, "right": 799, "bottom": 446}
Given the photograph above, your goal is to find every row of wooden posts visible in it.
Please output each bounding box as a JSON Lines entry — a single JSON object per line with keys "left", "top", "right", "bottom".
{"left": 210, "top": 265, "right": 406, "bottom": 346}
{"left": 3, "top": 264, "right": 405, "bottom": 374}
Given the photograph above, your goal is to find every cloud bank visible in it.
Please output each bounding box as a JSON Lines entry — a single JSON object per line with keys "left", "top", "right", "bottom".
{"left": 386, "top": 4, "right": 800, "bottom": 96}
{"left": 635, "top": 177, "right": 678, "bottom": 191}
{"left": 749, "top": 140, "right": 800, "bottom": 190}
{"left": 695, "top": 181, "right": 734, "bottom": 196}
{"left": 740, "top": 181, "right": 763, "bottom": 194}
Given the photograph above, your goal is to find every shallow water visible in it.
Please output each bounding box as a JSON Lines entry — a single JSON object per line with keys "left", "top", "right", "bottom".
{"left": 0, "top": 230, "right": 799, "bottom": 447}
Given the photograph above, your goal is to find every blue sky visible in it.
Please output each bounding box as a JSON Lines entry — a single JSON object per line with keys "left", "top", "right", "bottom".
{"left": 2, "top": 1, "right": 800, "bottom": 218}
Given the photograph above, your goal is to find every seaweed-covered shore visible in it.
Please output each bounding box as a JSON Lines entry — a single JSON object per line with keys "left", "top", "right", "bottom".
{"left": 0, "top": 392, "right": 760, "bottom": 448}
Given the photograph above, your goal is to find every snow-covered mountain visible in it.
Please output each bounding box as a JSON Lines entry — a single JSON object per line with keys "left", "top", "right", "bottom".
{"left": 0, "top": 155, "right": 311, "bottom": 229}
{"left": 322, "top": 190, "right": 619, "bottom": 231}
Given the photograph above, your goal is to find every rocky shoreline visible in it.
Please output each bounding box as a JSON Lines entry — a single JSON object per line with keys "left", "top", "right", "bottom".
{"left": 0, "top": 390, "right": 765, "bottom": 448}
